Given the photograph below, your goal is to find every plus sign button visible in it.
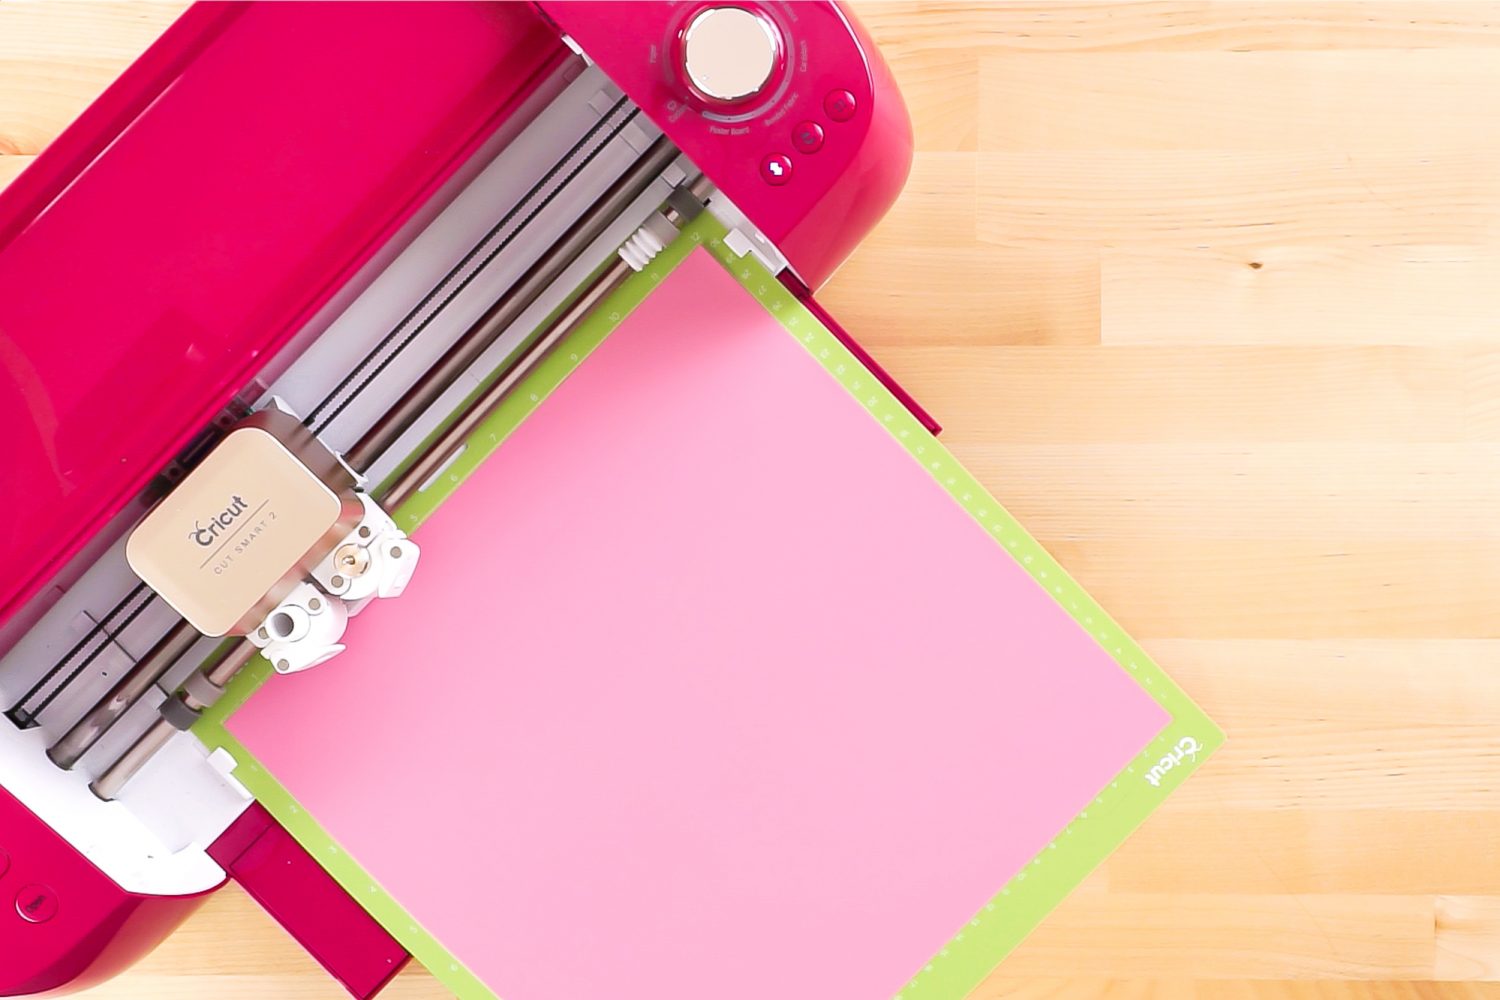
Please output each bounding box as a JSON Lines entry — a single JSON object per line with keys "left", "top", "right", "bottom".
{"left": 760, "top": 153, "right": 793, "bottom": 186}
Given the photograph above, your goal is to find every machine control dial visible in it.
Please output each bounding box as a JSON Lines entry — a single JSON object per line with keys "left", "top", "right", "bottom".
{"left": 682, "top": 6, "right": 781, "bottom": 106}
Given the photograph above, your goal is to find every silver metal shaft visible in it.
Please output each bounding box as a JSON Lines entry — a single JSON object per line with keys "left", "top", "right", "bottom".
{"left": 48, "top": 619, "right": 199, "bottom": 769}
{"left": 88, "top": 715, "right": 173, "bottom": 799}
{"left": 90, "top": 639, "right": 257, "bottom": 799}
{"left": 59, "top": 137, "right": 679, "bottom": 774}
{"left": 91, "top": 171, "right": 711, "bottom": 800}
{"left": 344, "top": 135, "right": 680, "bottom": 472}
{"left": 383, "top": 259, "right": 628, "bottom": 509}
{"left": 385, "top": 174, "right": 711, "bottom": 509}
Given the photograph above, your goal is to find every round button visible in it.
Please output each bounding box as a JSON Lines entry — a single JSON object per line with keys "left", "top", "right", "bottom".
{"left": 15, "top": 884, "right": 58, "bottom": 924}
{"left": 824, "top": 89, "right": 857, "bottom": 123}
{"left": 682, "top": 7, "right": 781, "bottom": 105}
{"left": 792, "top": 121, "right": 825, "bottom": 154}
{"left": 760, "top": 153, "right": 793, "bottom": 186}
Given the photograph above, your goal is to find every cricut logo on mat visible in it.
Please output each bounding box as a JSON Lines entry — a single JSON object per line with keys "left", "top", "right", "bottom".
{"left": 1144, "top": 736, "right": 1202, "bottom": 787}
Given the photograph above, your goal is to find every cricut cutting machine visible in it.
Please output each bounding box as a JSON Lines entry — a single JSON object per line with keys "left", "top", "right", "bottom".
{"left": 0, "top": 2, "right": 921, "bottom": 994}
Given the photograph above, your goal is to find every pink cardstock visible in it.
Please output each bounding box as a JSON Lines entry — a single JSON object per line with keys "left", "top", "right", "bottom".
{"left": 228, "top": 249, "right": 1169, "bottom": 1000}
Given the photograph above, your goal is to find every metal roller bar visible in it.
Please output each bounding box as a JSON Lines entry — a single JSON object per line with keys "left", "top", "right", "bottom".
{"left": 385, "top": 174, "right": 711, "bottom": 509}
{"left": 47, "top": 619, "right": 199, "bottom": 769}
{"left": 90, "top": 639, "right": 257, "bottom": 800}
{"left": 344, "top": 134, "right": 680, "bottom": 471}
{"left": 304, "top": 97, "right": 638, "bottom": 433}
{"left": 55, "top": 137, "right": 680, "bottom": 773}
{"left": 386, "top": 259, "right": 620, "bottom": 507}
{"left": 90, "top": 169, "right": 712, "bottom": 800}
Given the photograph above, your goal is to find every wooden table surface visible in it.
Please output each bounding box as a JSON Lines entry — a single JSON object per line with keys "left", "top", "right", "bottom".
{"left": 5, "top": 2, "right": 1500, "bottom": 997}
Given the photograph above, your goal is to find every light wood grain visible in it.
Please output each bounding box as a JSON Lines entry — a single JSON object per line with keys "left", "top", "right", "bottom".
{"left": 3, "top": 1, "right": 1500, "bottom": 997}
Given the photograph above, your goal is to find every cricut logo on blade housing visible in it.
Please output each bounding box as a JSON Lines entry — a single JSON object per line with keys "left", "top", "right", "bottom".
{"left": 1144, "top": 736, "right": 1201, "bottom": 787}
{"left": 189, "top": 495, "right": 251, "bottom": 547}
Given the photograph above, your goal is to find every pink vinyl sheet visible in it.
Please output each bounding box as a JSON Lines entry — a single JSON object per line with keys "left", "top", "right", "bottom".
{"left": 227, "top": 249, "right": 1168, "bottom": 1000}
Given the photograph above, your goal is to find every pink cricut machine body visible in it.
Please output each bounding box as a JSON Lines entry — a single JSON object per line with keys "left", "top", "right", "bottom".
{"left": 0, "top": 3, "right": 915, "bottom": 995}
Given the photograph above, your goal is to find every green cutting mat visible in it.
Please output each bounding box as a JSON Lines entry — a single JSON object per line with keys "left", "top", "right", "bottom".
{"left": 196, "top": 212, "right": 1222, "bottom": 1000}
